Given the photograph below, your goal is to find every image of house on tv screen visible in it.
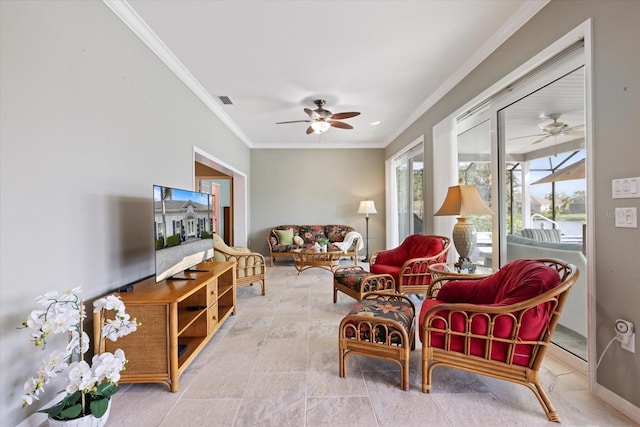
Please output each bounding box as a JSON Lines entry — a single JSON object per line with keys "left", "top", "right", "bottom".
{"left": 153, "top": 185, "right": 214, "bottom": 281}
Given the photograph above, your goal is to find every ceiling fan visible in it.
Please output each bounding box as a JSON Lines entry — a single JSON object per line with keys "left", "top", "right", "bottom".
{"left": 510, "top": 113, "right": 584, "bottom": 144}
{"left": 276, "top": 99, "right": 361, "bottom": 134}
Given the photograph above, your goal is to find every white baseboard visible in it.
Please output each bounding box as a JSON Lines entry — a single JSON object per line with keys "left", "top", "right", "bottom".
{"left": 594, "top": 383, "right": 640, "bottom": 424}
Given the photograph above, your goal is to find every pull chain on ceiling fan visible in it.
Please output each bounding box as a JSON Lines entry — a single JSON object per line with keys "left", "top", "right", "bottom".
{"left": 276, "top": 99, "right": 360, "bottom": 134}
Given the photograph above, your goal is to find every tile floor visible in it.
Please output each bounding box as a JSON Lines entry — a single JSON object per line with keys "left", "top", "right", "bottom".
{"left": 104, "top": 261, "right": 635, "bottom": 426}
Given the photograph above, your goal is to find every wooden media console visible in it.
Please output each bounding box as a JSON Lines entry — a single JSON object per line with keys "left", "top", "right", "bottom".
{"left": 94, "top": 260, "right": 236, "bottom": 392}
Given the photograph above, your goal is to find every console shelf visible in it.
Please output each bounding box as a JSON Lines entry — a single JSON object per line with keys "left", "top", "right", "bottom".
{"left": 94, "top": 260, "right": 236, "bottom": 392}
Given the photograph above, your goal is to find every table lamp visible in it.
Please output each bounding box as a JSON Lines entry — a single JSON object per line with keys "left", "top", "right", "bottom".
{"left": 357, "top": 200, "right": 377, "bottom": 262}
{"left": 434, "top": 185, "right": 494, "bottom": 270}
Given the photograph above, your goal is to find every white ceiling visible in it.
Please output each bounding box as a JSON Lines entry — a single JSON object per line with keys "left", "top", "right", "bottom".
{"left": 111, "top": 0, "right": 549, "bottom": 149}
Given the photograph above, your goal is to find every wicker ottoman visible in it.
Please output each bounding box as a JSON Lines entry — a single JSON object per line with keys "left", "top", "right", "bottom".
{"left": 338, "top": 292, "right": 415, "bottom": 390}
{"left": 333, "top": 266, "right": 395, "bottom": 303}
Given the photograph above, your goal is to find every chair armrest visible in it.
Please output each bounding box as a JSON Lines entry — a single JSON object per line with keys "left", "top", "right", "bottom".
{"left": 267, "top": 234, "right": 276, "bottom": 249}
{"left": 398, "top": 256, "right": 448, "bottom": 288}
{"left": 216, "top": 245, "right": 255, "bottom": 256}
{"left": 216, "top": 250, "right": 266, "bottom": 270}
{"left": 369, "top": 249, "right": 387, "bottom": 265}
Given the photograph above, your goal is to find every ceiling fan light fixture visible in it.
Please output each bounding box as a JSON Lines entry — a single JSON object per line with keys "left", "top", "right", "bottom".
{"left": 310, "top": 120, "right": 331, "bottom": 133}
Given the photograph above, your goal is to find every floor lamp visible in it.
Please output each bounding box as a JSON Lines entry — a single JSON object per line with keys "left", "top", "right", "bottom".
{"left": 357, "top": 200, "right": 377, "bottom": 262}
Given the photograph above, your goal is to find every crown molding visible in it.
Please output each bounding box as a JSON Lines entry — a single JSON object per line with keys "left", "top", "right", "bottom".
{"left": 103, "top": 0, "right": 253, "bottom": 148}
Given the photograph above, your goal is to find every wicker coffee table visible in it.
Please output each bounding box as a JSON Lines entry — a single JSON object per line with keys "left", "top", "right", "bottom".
{"left": 291, "top": 248, "right": 344, "bottom": 274}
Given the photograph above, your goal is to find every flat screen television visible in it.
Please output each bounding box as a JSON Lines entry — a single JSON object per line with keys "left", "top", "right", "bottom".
{"left": 153, "top": 185, "right": 214, "bottom": 282}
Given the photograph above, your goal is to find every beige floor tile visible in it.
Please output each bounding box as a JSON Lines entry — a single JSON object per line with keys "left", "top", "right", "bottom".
{"left": 365, "top": 373, "right": 452, "bottom": 426}
{"left": 306, "top": 396, "right": 378, "bottom": 427}
{"left": 307, "top": 350, "right": 368, "bottom": 397}
{"left": 234, "top": 372, "right": 306, "bottom": 427}
{"left": 254, "top": 337, "right": 309, "bottom": 372}
{"left": 160, "top": 398, "right": 241, "bottom": 427}
{"left": 434, "top": 392, "right": 525, "bottom": 426}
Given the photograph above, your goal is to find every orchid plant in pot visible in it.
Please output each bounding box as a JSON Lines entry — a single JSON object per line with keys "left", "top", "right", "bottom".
{"left": 19, "top": 287, "right": 138, "bottom": 425}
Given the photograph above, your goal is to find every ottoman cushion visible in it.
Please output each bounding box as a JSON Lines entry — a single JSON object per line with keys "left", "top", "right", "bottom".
{"left": 344, "top": 298, "right": 414, "bottom": 344}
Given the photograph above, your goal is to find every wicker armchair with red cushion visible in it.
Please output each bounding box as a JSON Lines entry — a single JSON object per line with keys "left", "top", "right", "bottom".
{"left": 419, "top": 258, "right": 579, "bottom": 422}
{"left": 369, "top": 234, "right": 450, "bottom": 295}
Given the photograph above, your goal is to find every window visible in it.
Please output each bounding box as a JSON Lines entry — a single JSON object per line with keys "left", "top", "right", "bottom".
{"left": 388, "top": 138, "right": 424, "bottom": 247}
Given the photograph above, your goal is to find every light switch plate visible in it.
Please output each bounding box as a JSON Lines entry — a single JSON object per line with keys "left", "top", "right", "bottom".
{"left": 612, "top": 177, "right": 640, "bottom": 199}
{"left": 615, "top": 207, "right": 638, "bottom": 228}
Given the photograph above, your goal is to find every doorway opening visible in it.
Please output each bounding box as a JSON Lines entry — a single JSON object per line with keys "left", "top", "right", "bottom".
{"left": 193, "top": 146, "right": 248, "bottom": 247}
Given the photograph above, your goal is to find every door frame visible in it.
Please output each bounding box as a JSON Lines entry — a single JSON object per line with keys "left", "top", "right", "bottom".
{"left": 193, "top": 146, "right": 248, "bottom": 246}
{"left": 432, "top": 20, "right": 593, "bottom": 373}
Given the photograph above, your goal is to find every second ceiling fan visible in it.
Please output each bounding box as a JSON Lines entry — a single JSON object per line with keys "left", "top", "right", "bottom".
{"left": 276, "top": 99, "right": 360, "bottom": 134}
{"left": 510, "top": 113, "right": 584, "bottom": 145}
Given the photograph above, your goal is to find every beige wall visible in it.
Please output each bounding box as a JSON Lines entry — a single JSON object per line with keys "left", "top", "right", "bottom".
{"left": 386, "top": 0, "right": 640, "bottom": 410}
{"left": 0, "top": 2, "right": 250, "bottom": 425}
{"left": 250, "top": 148, "right": 385, "bottom": 257}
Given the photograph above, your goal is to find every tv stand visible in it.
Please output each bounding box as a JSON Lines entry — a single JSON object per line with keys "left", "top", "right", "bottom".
{"left": 94, "top": 260, "right": 236, "bottom": 392}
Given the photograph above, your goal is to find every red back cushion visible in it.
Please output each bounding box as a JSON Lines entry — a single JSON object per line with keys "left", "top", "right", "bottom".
{"left": 420, "top": 260, "right": 562, "bottom": 366}
{"left": 373, "top": 235, "right": 445, "bottom": 267}
{"left": 436, "top": 260, "right": 560, "bottom": 305}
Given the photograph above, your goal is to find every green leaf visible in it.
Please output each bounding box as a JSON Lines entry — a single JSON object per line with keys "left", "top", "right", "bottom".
{"left": 95, "top": 381, "right": 119, "bottom": 398}
{"left": 89, "top": 398, "right": 109, "bottom": 418}
{"left": 58, "top": 403, "right": 82, "bottom": 420}
{"left": 38, "top": 391, "right": 82, "bottom": 420}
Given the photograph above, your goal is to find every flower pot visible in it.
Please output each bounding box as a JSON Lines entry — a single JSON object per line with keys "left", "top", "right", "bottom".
{"left": 48, "top": 399, "right": 111, "bottom": 427}
{"left": 321, "top": 244, "right": 328, "bottom": 252}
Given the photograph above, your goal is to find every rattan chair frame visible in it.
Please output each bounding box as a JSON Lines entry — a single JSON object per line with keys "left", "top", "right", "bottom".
{"left": 370, "top": 235, "right": 450, "bottom": 295}
{"left": 333, "top": 265, "right": 395, "bottom": 303}
{"left": 421, "top": 258, "right": 578, "bottom": 422}
{"left": 339, "top": 292, "right": 415, "bottom": 390}
{"left": 214, "top": 246, "right": 266, "bottom": 295}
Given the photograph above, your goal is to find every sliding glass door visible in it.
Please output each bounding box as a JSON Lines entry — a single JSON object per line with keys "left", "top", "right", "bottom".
{"left": 454, "top": 52, "right": 588, "bottom": 364}
{"left": 456, "top": 119, "right": 495, "bottom": 266}
{"left": 498, "top": 66, "right": 587, "bottom": 360}
{"left": 393, "top": 143, "right": 425, "bottom": 245}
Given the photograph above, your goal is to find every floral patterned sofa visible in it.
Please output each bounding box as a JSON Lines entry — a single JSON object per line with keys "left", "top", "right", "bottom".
{"left": 267, "top": 225, "right": 361, "bottom": 266}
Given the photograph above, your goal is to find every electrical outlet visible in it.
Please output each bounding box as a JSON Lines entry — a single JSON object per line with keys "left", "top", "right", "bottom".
{"left": 622, "top": 333, "right": 635, "bottom": 353}
{"left": 616, "top": 319, "right": 635, "bottom": 353}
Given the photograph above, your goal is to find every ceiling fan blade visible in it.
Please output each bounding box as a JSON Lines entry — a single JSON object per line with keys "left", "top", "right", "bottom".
{"left": 331, "top": 112, "right": 361, "bottom": 120}
{"left": 330, "top": 120, "right": 353, "bottom": 130}
{"left": 304, "top": 108, "right": 321, "bottom": 119}
{"left": 276, "top": 120, "right": 311, "bottom": 124}
{"left": 508, "top": 133, "right": 547, "bottom": 141}
{"left": 532, "top": 134, "right": 551, "bottom": 144}
{"left": 566, "top": 130, "right": 585, "bottom": 136}
{"left": 306, "top": 126, "right": 315, "bottom": 135}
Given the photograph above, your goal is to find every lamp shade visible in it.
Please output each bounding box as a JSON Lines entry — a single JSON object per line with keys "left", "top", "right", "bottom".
{"left": 434, "top": 185, "right": 494, "bottom": 217}
{"left": 357, "top": 200, "right": 377, "bottom": 216}
{"left": 310, "top": 120, "right": 331, "bottom": 133}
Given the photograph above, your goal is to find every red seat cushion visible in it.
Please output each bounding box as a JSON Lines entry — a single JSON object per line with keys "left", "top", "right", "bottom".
{"left": 419, "top": 259, "right": 562, "bottom": 366}
{"left": 371, "top": 235, "right": 446, "bottom": 285}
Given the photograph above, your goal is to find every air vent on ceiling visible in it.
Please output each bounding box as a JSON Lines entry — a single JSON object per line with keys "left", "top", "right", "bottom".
{"left": 218, "top": 96, "right": 233, "bottom": 105}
